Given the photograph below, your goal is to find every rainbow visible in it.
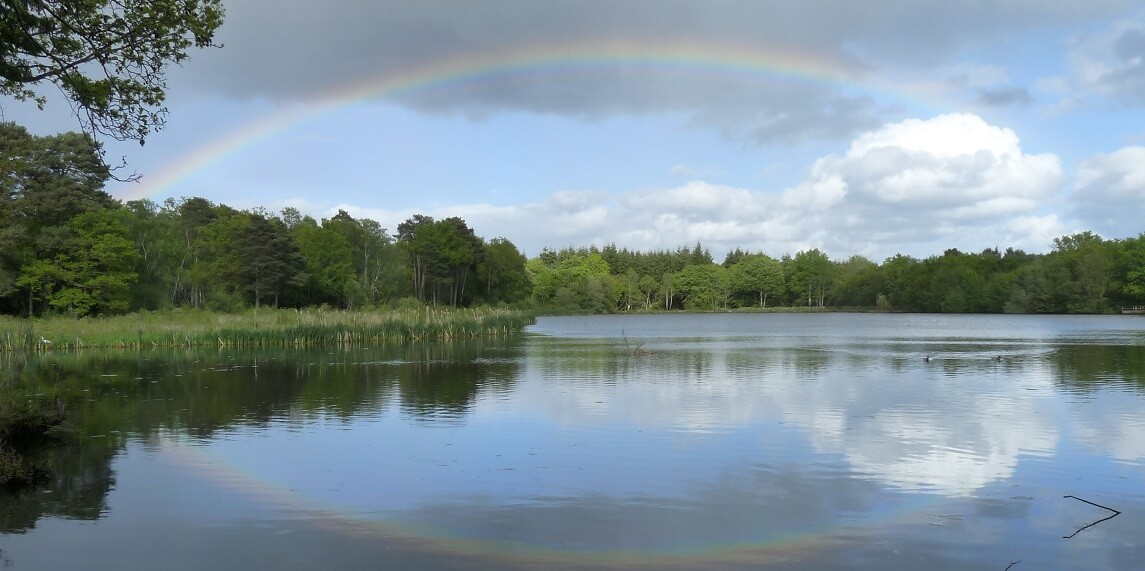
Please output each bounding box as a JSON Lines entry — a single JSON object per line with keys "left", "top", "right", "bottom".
{"left": 164, "top": 434, "right": 941, "bottom": 569}
{"left": 133, "top": 39, "right": 913, "bottom": 200}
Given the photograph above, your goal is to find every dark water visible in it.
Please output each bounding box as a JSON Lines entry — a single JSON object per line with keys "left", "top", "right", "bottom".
{"left": 2, "top": 313, "right": 1145, "bottom": 570}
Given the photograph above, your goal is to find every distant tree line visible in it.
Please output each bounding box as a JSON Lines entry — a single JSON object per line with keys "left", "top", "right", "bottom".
{"left": 3, "top": 123, "right": 1144, "bottom": 317}
{"left": 529, "top": 235, "right": 1145, "bottom": 314}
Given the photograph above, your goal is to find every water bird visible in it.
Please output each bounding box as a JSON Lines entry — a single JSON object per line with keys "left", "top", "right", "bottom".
{"left": 993, "top": 355, "right": 1002, "bottom": 362}
{"left": 38, "top": 336, "right": 52, "bottom": 345}
{"left": 923, "top": 355, "right": 931, "bottom": 362}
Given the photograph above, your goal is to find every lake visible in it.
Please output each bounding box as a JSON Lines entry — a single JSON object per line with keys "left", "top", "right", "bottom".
{"left": 2, "top": 313, "right": 1145, "bottom": 570}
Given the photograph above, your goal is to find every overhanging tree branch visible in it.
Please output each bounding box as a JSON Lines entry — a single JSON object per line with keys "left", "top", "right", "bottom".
{"left": 1, "top": 0, "right": 224, "bottom": 164}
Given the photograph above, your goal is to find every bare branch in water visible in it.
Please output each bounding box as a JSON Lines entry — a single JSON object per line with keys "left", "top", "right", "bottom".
{"left": 1062, "top": 495, "right": 1121, "bottom": 539}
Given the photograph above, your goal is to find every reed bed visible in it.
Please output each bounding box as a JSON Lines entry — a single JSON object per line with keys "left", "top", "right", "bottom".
{"left": 0, "top": 307, "right": 535, "bottom": 352}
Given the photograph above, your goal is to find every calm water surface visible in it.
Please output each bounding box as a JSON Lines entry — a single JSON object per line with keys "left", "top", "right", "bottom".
{"left": 2, "top": 313, "right": 1145, "bottom": 570}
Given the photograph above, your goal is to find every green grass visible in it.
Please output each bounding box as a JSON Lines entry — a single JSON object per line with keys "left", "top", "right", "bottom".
{"left": 0, "top": 307, "right": 535, "bottom": 351}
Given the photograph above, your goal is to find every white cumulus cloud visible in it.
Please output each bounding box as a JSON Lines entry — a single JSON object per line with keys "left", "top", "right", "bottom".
{"left": 779, "top": 113, "right": 1064, "bottom": 256}
{"left": 328, "top": 114, "right": 1065, "bottom": 260}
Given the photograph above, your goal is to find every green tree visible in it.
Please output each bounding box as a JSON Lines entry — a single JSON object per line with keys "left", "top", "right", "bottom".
{"left": 1, "top": 126, "right": 114, "bottom": 237}
{"left": 324, "top": 213, "right": 400, "bottom": 306}
{"left": 293, "top": 222, "right": 355, "bottom": 307}
{"left": 722, "top": 247, "right": 749, "bottom": 268}
{"left": 789, "top": 249, "right": 835, "bottom": 307}
{"left": 1, "top": 0, "right": 224, "bottom": 147}
{"left": 1115, "top": 234, "right": 1145, "bottom": 306}
{"left": 675, "top": 264, "right": 728, "bottom": 310}
{"left": 1005, "top": 256, "right": 1072, "bottom": 313}
{"left": 832, "top": 255, "right": 882, "bottom": 308}
{"left": 397, "top": 214, "right": 438, "bottom": 302}
{"left": 188, "top": 211, "right": 247, "bottom": 309}
{"left": 396, "top": 215, "right": 485, "bottom": 306}
{"left": 1053, "top": 231, "right": 1113, "bottom": 313}
{"left": 16, "top": 209, "right": 138, "bottom": 316}
{"left": 477, "top": 237, "right": 529, "bottom": 304}
{"left": 926, "top": 249, "right": 986, "bottom": 313}
{"left": 0, "top": 124, "right": 35, "bottom": 307}
{"left": 526, "top": 257, "right": 558, "bottom": 305}
{"left": 436, "top": 217, "right": 484, "bottom": 307}
{"left": 237, "top": 214, "right": 304, "bottom": 308}
{"left": 0, "top": 124, "right": 115, "bottom": 313}
{"left": 879, "top": 254, "right": 919, "bottom": 311}
{"left": 527, "top": 251, "right": 614, "bottom": 312}
{"left": 556, "top": 253, "right": 614, "bottom": 312}
{"left": 168, "top": 197, "right": 220, "bottom": 307}
{"left": 729, "top": 254, "right": 784, "bottom": 308}
{"left": 121, "top": 198, "right": 182, "bottom": 309}
{"left": 618, "top": 269, "right": 641, "bottom": 311}
{"left": 659, "top": 272, "right": 677, "bottom": 310}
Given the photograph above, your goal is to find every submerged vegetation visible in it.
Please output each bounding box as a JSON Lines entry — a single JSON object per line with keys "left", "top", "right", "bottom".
{"left": 0, "top": 307, "right": 534, "bottom": 352}
{"left": 0, "top": 396, "right": 64, "bottom": 488}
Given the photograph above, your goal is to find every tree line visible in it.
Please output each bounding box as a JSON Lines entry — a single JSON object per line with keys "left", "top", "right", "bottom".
{"left": 0, "top": 124, "right": 531, "bottom": 316}
{"left": 529, "top": 236, "right": 1145, "bottom": 314}
{"left": 3, "top": 123, "right": 1144, "bottom": 317}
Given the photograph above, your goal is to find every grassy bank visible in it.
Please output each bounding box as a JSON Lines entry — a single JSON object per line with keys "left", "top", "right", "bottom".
{"left": 0, "top": 307, "right": 535, "bottom": 352}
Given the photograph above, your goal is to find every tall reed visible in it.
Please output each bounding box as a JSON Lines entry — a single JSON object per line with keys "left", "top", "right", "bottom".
{"left": 0, "top": 308, "right": 534, "bottom": 352}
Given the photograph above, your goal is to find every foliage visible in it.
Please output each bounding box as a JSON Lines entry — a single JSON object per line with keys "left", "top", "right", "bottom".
{"left": 675, "top": 263, "right": 728, "bottom": 310}
{"left": 478, "top": 237, "right": 530, "bottom": 304}
{"left": 519, "top": 232, "right": 1145, "bottom": 315}
{"left": 2, "top": 126, "right": 120, "bottom": 315}
{"left": 789, "top": 249, "right": 834, "bottom": 308}
{"left": 397, "top": 215, "right": 484, "bottom": 306}
{"left": 1, "top": 0, "right": 224, "bottom": 146}
{"left": 528, "top": 251, "right": 616, "bottom": 312}
{"left": 294, "top": 220, "right": 355, "bottom": 306}
{"left": 15, "top": 209, "right": 139, "bottom": 316}
{"left": 729, "top": 254, "right": 784, "bottom": 308}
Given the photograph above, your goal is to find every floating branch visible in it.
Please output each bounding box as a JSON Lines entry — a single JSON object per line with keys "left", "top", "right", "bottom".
{"left": 1004, "top": 562, "right": 1021, "bottom": 571}
{"left": 1062, "top": 495, "right": 1121, "bottom": 539}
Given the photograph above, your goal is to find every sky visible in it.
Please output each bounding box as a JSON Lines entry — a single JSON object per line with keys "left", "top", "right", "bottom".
{"left": 5, "top": 0, "right": 1145, "bottom": 262}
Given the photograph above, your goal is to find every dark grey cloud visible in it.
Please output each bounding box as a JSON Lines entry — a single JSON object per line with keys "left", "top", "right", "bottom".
{"left": 1065, "top": 18, "right": 1145, "bottom": 107}
{"left": 1099, "top": 25, "right": 1145, "bottom": 104}
{"left": 1113, "top": 26, "right": 1145, "bottom": 60}
{"left": 976, "top": 87, "right": 1034, "bottom": 107}
{"left": 741, "top": 94, "right": 890, "bottom": 144}
{"left": 173, "top": 0, "right": 1137, "bottom": 142}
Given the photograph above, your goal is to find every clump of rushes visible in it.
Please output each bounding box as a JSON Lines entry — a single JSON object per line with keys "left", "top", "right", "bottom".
{"left": 0, "top": 307, "right": 535, "bottom": 351}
